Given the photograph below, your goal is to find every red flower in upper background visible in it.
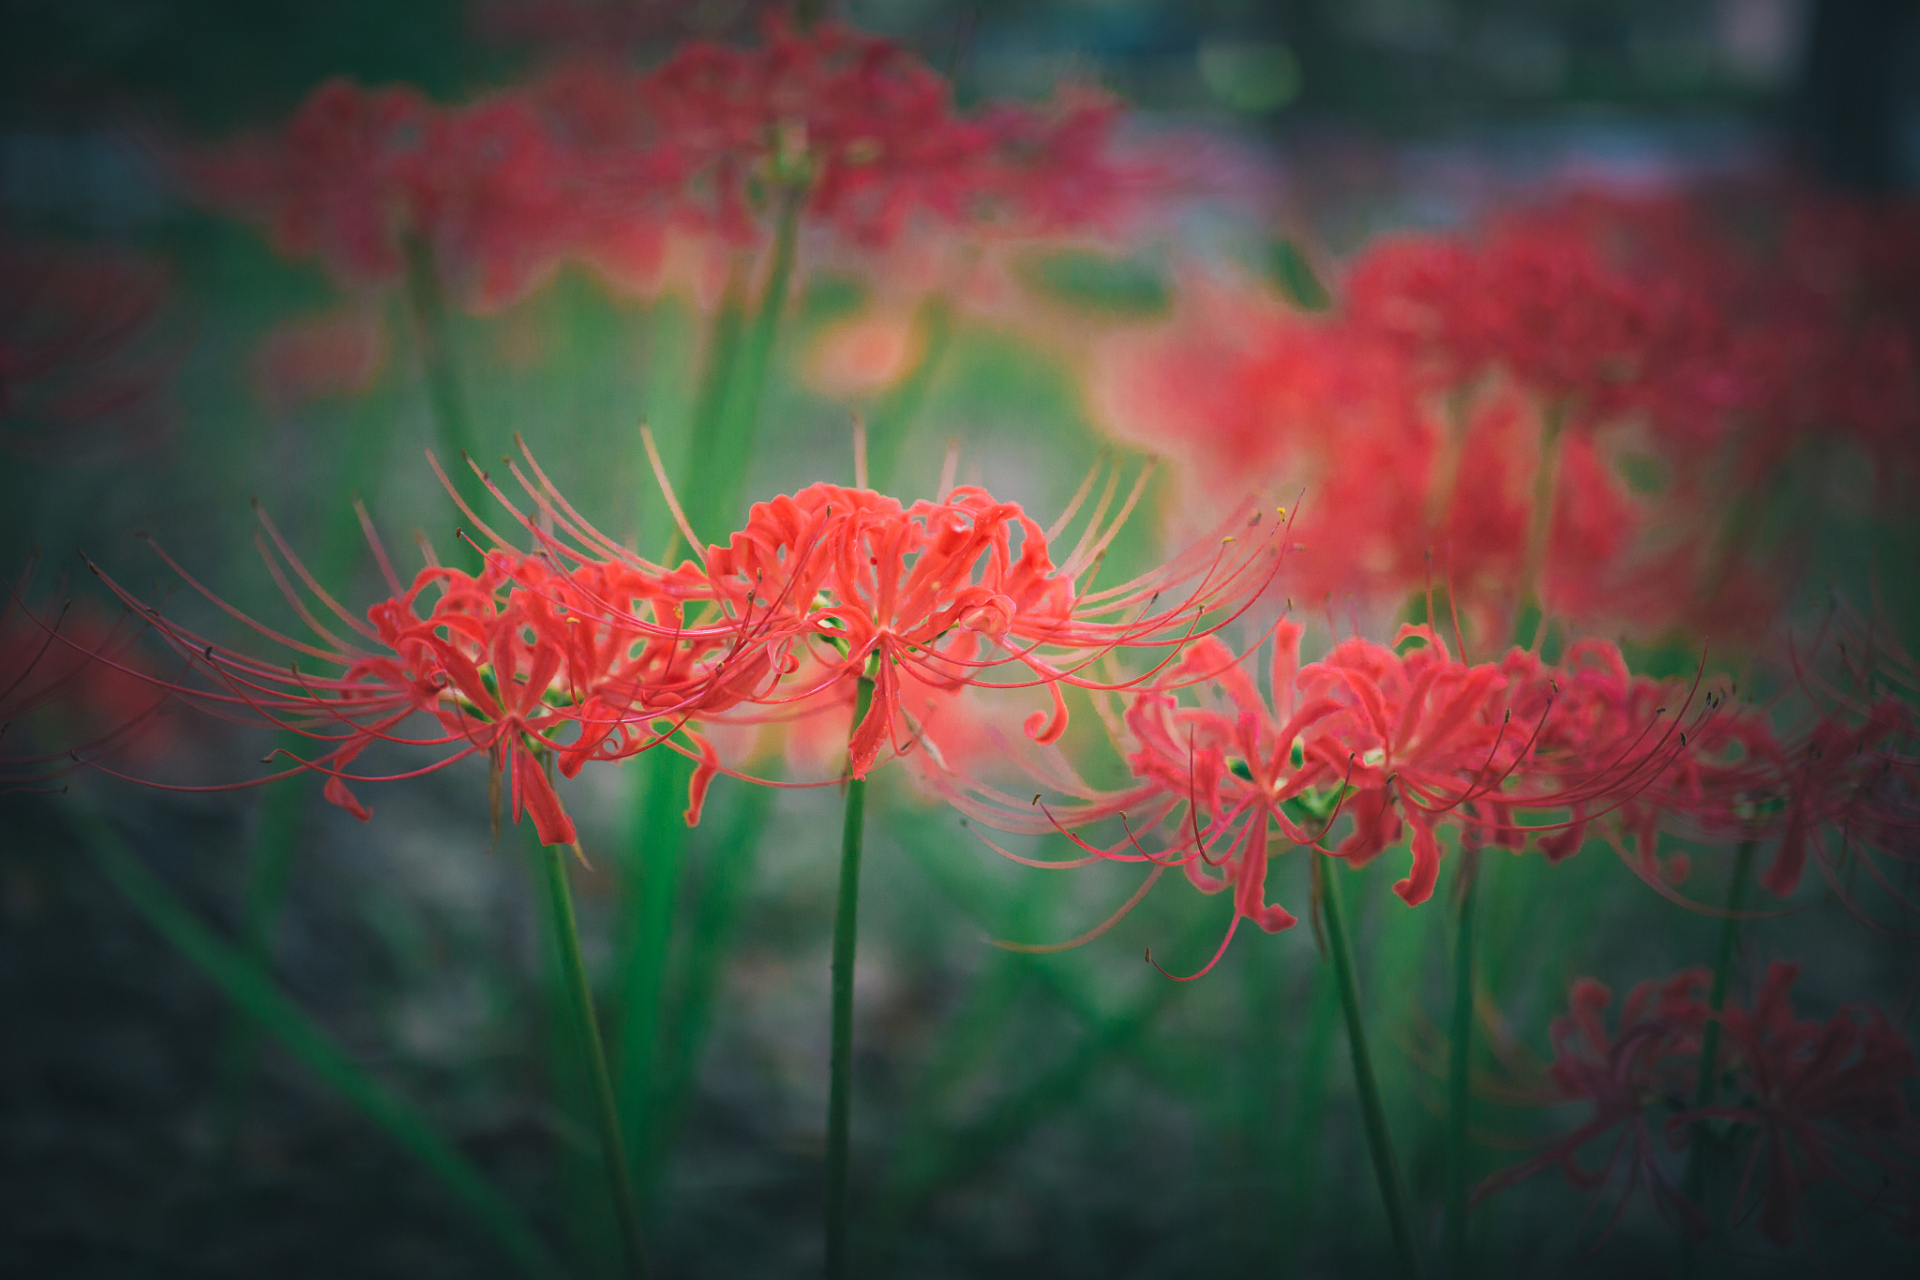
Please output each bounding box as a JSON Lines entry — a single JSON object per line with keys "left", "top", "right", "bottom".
{"left": 1, "top": 232, "right": 178, "bottom": 461}
{"left": 1350, "top": 209, "right": 1730, "bottom": 439}
{"left": 1100, "top": 186, "right": 1920, "bottom": 650}
{"left": 178, "top": 17, "right": 1145, "bottom": 310}
{"left": 1092, "top": 269, "right": 1739, "bottom": 644}
{"left": 179, "top": 76, "right": 597, "bottom": 312}
{"left": 180, "top": 80, "right": 439, "bottom": 291}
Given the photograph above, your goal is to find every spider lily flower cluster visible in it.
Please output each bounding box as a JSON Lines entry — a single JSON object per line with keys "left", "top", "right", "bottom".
{"left": 1476, "top": 961, "right": 1920, "bottom": 1246}
{"left": 76, "top": 444, "right": 1286, "bottom": 848}
{"left": 1096, "top": 190, "right": 1920, "bottom": 644}
{"left": 926, "top": 615, "right": 1920, "bottom": 972}
{"left": 176, "top": 18, "right": 1139, "bottom": 313}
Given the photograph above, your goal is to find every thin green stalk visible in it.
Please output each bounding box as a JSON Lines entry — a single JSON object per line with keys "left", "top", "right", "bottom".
{"left": 657, "top": 784, "right": 774, "bottom": 1146}
{"left": 826, "top": 674, "right": 875, "bottom": 1280}
{"left": 615, "top": 751, "right": 695, "bottom": 1196}
{"left": 540, "top": 841, "right": 648, "bottom": 1280}
{"left": 1276, "top": 962, "right": 1339, "bottom": 1254}
{"left": 675, "top": 274, "right": 747, "bottom": 542}
{"left": 66, "top": 802, "right": 566, "bottom": 1280}
{"left": 1518, "top": 404, "right": 1566, "bottom": 650}
{"left": 212, "top": 774, "right": 307, "bottom": 1150}
{"left": 683, "top": 193, "right": 800, "bottom": 542}
{"left": 612, "top": 195, "right": 796, "bottom": 1207}
{"left": 401, "top": 233, "right": 486, "bottom": 553}
{"left": 615, "top": 276, "right": 743, "bottom": 1192}
{"left": 863, "top": 295, "right": 954, "bottom": 490}
{"left": 1318, "top": 853, "right": 1422, "bottom": 1278}
{"left": 1683, "top": 840, "right": 1758, "bottom": 1211}
{"left": 1444, "top": 847, "right": 1481, "bottom": 1278}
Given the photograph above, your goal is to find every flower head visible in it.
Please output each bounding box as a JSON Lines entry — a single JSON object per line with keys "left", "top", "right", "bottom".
{"left": 661, "top": 451, "right": 1286, "bottom": 784}
{"left": 1472, "top": 969, "right": 1712, "bottom": 1239}
{"left": 1692, "top": 962, "right": 1920, "bottom": 1244}
{"left": 80, "top": 458, "right": 775, "bottom": 846}
{"left": 1481, "top": 962, "right": 1920, "bottom": 1248}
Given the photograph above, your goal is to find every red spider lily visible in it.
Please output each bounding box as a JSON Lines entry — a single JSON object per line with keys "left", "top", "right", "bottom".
{"left": 1091, "top": 269, "right": 1746, "bottom": 645}
{"left": 1489, "top": 616, "right": 1920, "bottom": 916}
{"left": 179, "top": 79, "right": 440, "bottom": 291}
{"left": 1679, "top": 962, "right": 1920, "bottom": 1245}
{"left": 1105, "top": 188, "right": 1920, "bottom": 649}
{"left": 1346, "top": 202, "right": 1735, "bottom": 442}
{"left": 1472, "top": 969, "right": 1713, "bottom": 1240}
{"left": 1741, "top": 605, "right": 1920, "bottom": 917}
{"left": 643, "top": 447, "right": 1289, "bottom": 784}
{"left": 1483, "top": 962, "right": 1920, "bottom": 1248}
{"left": 178, "top": 20, "right": 1141, "bottom": 314}
{"left": 925, "top": 615, "right": 1770, "bottom": 977}
{"left": 1760, "top": 702, "right": 1910, "bottom": 900}
{"left": 1492, "top": 641, "right": 1778, "bottom": 883}
{"left": 3, "top": 564, "right": 177, "bottom": 791}
{"left": 635, "top": 18, "right": 1140, "bottom": 248}
{"left": 76, "top": 481, "right": 773, "bottom": 846}
{"left": 1, "top": 233, "right": 178, "bottom": 461}
{"left": 179, "top": 77, "right": 601, "bottom": 313}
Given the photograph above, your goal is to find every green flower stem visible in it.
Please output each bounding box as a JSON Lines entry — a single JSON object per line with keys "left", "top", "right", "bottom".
{"left": 863, "top": 294, "right": 954, "bottom": 490}
{"left": 1444, "top": 847, "right": 1481, "bottom": 1278}
{"left": 1517, "top": 403, "right": 1566, "bottom": 649}
{"left": 401, "top": 233, "right": 485, "bottom": 559}
{"left": 67, "top": 802, "right": 566, "bottom": 1280}
{"left": 1319, "top": 853, "right": 1422, "bottom": 1278}
{"left": 1276, "top": 961, "right": 1339, "bottom": 1253}
{"left": 675, "top": 277, "right": 747, "bottom": 543}
{"left": 540, "top": 840, "right": 648, "bottom": 1280}
{"left": 615, "top": 269, "right": 743, "bottom": 1187}
{"left": 212, "top": 773, "right": 307, "bottom": 1149}
{"left": 685, "top": 192, "right": 801, "bottom": 543}
{"left": 1683, "top": 839, "right": 1758, "bottom": 1212}
{"left": 615, "top": 752, "right": 694, "bottom": 1196}
{"left": 826, "top": 674, "right": 875, "bottom": 1280}
{"left": 613, "top": 194, "right": 798, "bottom": 1208}
{"left": 657, "top": 784, "right": 774, "bottom": 1142}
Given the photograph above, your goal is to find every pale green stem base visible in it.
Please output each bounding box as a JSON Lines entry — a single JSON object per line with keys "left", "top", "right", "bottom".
{"left": 1319, "top": 854, "right": 1422, "bottom": 1278}
{"left": 401, "top": 233, "right": 486, "bottom": 561}
{"left": 826, "top": 675, "right": 875, "bottom": 1279}
{"left": 541, "top": 841, "right": 648, "bottom": 1280}
{"left": 1444, "top": 848, "right": 1481, "bottom": 1277}
{"left": 1682, "top": 841, "right": 1758, "bottom": 1221}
